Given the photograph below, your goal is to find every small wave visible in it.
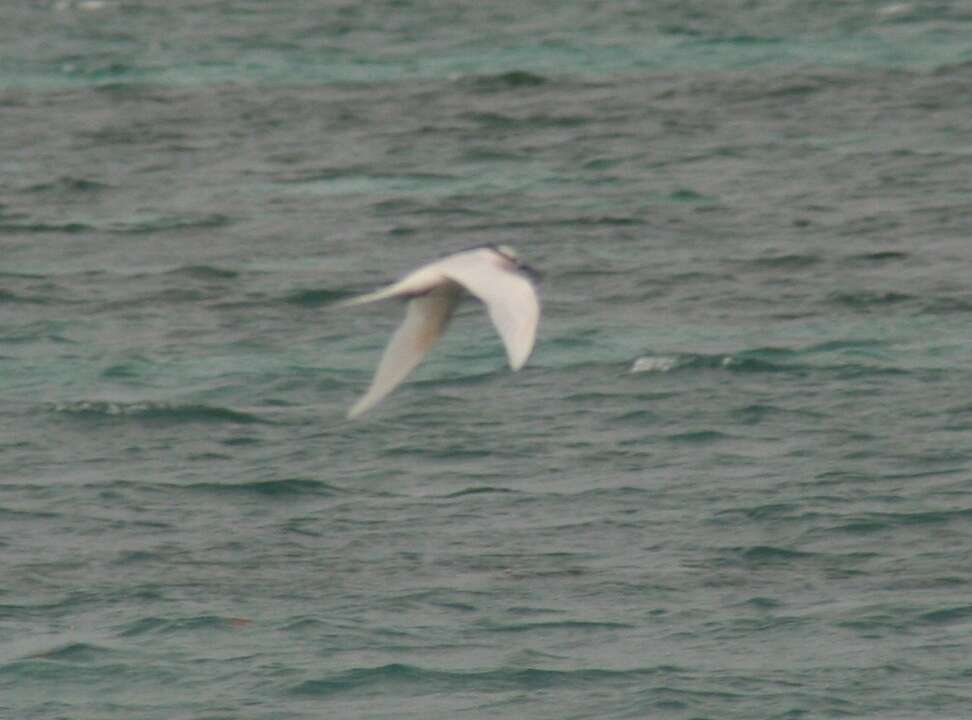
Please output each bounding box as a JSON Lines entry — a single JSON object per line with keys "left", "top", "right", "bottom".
{"left": 0, "top": 270, "right": 47, "bottom": 280}
{"left": 284, "top": 288, "right": 348, "bottom": 306}
{"left": 22, "top": 176, "right": 111, "bottom": 194}
{"left": 845, "top": 507, "right": 972, "bottom": 529}
{"left": 630, "top": 352, "right": 793, "bottom": 374}
{"left": 163, "top": 264, "right": 240, "bottom": 280}
{"left": 630, "top": 344, "right": 914, "bottom": 377}
{"left": 735, "top": 596, "right": 783, "bottom": 610}
{"left": 100, "top": 357, "right": 154, "bottom": 379}
{"left": 712, "top": 503, "right": 800, "bottom": 523}
{"left": 846, "top": 250, "right": 910, "bottom": 265}
{"left": 0, "top": 289, "right": 50, "bottom": 305}
{"left": 464, "top": 70, "right": 549, "bottom": 91}
{"left": 0, "top": 508, "right": 66, "bottom": 535}
{"left": 464, "top": 214, "right": 644, "bottom": 232}
{"left": 0, "top": 220, "right": 92, "bottom": 234}
{"left": 23, "top": 642, "right": 118, "bottom": 662}
{"left": 920, "top": 296, "right": 972, "bottom": 315}
{"left": 479, "top": 619, "right": 635, "bottom": 634}
{"left": 106, "top": 213, "right": 232, "bottom": 234}
{"left": 56, "top": 0, "right": 113, "bottom": 11}
{"left": 290, "top": 663, "right": 666, "bottom": 697}
{"left": 381, "top": 444, "right": 494, "bottom": 461}
{"left": 183, "top": 477, "right": 347, "bottom": 498}
{"left": 630, "top": 356, "right": 679, "bottom": 373}
{"left": 50, "top": 400, "right": 269, "bottom": 425}
{"left": 725, "top": 545, "right": 816, "bottom": 568}
{"left": 828, "top": 290, "right": 915, "bottom": 309}
{"left": 118, "top": 615, "right": 253, "bottom": 638}
{"left": 918, "top": 605, "right": 972, "bottom": 626}
{"left": 803, "top": 338, "right": 889, "bottom": 353}
{"left": 464, "top": 110, "right": 587, "bottom": 130}
{"left": 440, "top": 486, "right": 516, "bottom": 498}
{"left": 742, "top": 253, "right": 822, "bottom": 270}
{"left": 666, "top": 430, "right": 729, "bottom": 444}
{"left": 573, "top": 215, "right": 645, "bottom": 227}
{"left": 0, "top": 215, "right": 231, "bottom": 236}
{"left": 669, "top": 187, "right": 715, "bottom": 203}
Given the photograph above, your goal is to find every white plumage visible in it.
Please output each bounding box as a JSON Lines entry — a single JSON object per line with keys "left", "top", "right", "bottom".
{"left": 339, "top": 246, "right": 541, "bottom": 418}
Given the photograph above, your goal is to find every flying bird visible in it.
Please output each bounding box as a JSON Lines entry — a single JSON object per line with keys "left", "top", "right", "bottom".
{"left": 339, "top": 245, "right": 541, "bottom": 418}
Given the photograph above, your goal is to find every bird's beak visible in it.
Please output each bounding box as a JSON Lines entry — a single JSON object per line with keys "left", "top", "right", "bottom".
{"left": 519, "top": 263, "right": 542, "bottom": 282}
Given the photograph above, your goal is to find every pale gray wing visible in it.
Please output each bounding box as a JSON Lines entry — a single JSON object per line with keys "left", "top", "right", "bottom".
{"left": 347, "top": 284, "right": 461, "bottom": 418}
{"left": 437, "top": 251, "right": 540, "bottom": 370}
{"left": 335, "top": 266, "right": 445, "bottom": 308}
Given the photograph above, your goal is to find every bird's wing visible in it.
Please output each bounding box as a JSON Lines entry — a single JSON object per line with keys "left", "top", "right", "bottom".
{"left": 347, "top": 284, "right": 461, "bottom": 418}
{"left": 335, "top": 266, "right": 445, "bottom": 308}
{"left": 437, "top": 251, "right": 540, "bottom": 370}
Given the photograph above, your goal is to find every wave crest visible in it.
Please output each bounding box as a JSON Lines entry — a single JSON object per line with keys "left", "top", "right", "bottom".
{"left": 50, "top": 400, "right": 268, "bottom": 425}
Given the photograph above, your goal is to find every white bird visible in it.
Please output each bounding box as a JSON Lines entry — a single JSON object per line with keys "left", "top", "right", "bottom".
{"left": 339, "top": 245, "right": 541, "bottom": 418}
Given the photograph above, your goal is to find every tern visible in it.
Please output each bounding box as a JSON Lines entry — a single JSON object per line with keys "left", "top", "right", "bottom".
{"left": 340, "top": 245, "right": 541, "bottom": 418}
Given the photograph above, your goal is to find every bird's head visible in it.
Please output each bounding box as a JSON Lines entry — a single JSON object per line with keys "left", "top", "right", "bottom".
{"left": 489, "top": 244, "right": 541, "bottom": 281}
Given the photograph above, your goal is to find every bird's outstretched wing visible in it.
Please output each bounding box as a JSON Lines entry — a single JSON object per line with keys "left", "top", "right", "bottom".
{"left": 334, "top": 266, "right": 443, "bottom": 308}
{"left": 347, "top": 284, "right": 461, "bottom": 418}
{"left": 437, "top": 251, "right": 540, "bottom": 370}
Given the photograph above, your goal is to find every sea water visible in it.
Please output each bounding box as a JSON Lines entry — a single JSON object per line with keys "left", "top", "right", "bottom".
{"left": 3, "top": 2, "right": 972, "bottom": 718}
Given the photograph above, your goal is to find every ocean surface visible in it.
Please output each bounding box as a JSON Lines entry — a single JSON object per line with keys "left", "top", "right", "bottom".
{"left": 3, "top": 1, "right": 972, "bottom": 718}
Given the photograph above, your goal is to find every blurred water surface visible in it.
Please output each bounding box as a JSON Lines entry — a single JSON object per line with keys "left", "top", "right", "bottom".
{"left": 3, "top": 2, "right": 972, "bottom": 718}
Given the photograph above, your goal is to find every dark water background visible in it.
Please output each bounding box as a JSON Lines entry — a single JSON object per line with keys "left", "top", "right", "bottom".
{"left": 3, "top": 2, "right": 972, "bottom": 718}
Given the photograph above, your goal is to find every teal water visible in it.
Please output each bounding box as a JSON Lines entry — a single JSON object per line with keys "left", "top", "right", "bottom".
{"left": 3, "top": 2, "right": 972, "bottom": 718}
